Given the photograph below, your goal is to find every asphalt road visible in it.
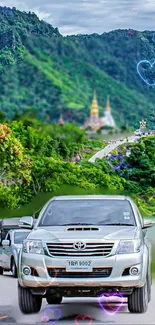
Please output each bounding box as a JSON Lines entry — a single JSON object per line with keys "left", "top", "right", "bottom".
{"left": 0, "top": 274, "right": 155, "bottom": 325}
{"left": 88, "top": 135, "right": 142, "bottom": 163}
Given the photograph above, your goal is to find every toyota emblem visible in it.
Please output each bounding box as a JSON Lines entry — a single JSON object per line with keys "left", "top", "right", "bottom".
{"left": 73, "top": 242, "right": 86, "bottom": 250}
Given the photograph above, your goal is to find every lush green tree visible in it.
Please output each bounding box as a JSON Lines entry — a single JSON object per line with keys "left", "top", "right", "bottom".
{"left": 0, "top": 110, "right": 6, "bottom": 123}
{"left": 0, "top": 11, "right": 155, "bottom": 127}
{"left": 0, "top": 120, "right": 155, "bottom": 216}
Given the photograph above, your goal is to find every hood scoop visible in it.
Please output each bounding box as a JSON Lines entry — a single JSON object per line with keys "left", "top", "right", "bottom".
{"left": 66, "top": 226, "right": 99, "bottom": 231}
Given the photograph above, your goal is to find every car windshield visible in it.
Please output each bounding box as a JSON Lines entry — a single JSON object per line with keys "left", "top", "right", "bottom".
{"left": 14, "top": 231, "right": 30, "bottom": 244}
{"left": 38, "top": 199, "right": 136, "bottom": 227}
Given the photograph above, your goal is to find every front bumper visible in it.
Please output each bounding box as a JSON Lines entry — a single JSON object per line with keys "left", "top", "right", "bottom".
{"left": 18, "top": 251, "right": 147, "bottom": 289}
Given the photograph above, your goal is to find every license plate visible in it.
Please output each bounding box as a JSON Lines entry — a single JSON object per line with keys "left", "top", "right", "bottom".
{"left": 66, "top": 260, "right": 92, "bottom": 272}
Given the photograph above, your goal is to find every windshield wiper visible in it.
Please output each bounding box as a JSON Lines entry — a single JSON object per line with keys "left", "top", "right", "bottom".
{"left": 61, "top": 223, "right": 95, "bottom": 226}
{"left": 103, "top": 223, "right": 135, "bottom": 226}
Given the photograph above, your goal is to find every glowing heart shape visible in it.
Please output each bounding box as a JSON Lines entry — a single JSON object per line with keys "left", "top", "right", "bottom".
{"left": 41, "top": 315, "right": 49, "bottom": 322}
{"left": 137, "top": 60, "right": 155, "bottom": 86}
{"left": 32, "top": 266, "right": 57, "bottom": 287}
{"left": 43, "top": 308, "right": 61, "bottom": 324}
{"left": 107, "top": 155, "right": 124, "bottom": 171}
{"left": 132, "top": 8, "right": 138, "bottom": 14}
{"left": 75, "top": 315, "right": 92, "bottom": 325}
{"left": 19, "top": 267, "right": 57, "bottom": 287}
{"left": 98, "top": 292, "right": 124, "bottom": 315}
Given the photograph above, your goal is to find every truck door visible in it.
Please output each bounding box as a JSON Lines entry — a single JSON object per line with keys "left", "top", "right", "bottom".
{"left": 2, "top": 233, "right": 11, "bottom": 269}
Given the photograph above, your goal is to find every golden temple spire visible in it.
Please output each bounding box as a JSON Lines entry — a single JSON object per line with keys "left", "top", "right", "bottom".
{"left": 90, "top": 90, "right": 99, "bottom": 116}
{"left": 105, "top": 95, "right": 111, "bottom": 112}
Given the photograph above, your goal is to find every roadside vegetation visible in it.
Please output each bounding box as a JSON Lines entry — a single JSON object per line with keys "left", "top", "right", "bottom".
{"left": 0, "top": 117, "right": 155, "bottom": 273}
{"left": 0, "top": 116, "right": 155, "bottom": 219}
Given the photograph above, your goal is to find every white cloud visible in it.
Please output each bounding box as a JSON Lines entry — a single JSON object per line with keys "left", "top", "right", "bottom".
{"left": 0, "top": 0, "right": 155, "bottom": 35}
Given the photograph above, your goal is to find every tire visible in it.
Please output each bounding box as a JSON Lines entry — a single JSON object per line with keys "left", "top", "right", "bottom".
{"left": 11, "top": 258, "right": 17, "bottom": 278}
{"left": 128, "top": 281, "right": 148, "bottom": 313}
{"left": 46, "top": 295, "right": 62, "bottom": 304}
{"left": 0, "top": 267, "right": 3, "bottom": 275}
{"left": 18, "top": 283, "right": 42, "bottom": 314}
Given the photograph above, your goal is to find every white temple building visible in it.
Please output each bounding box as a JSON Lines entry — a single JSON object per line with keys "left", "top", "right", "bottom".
{"left": 82, "top": 91, "right": 116, "bottom": 131}
{"left": 100, "top": 96, "right": 115, "bottom": 128}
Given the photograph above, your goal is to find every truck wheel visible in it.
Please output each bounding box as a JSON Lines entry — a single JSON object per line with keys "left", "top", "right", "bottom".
{"left": 128, "top": 281, "right": 148, "bottom": 313}
{"left": 11, "top": 259, "right": 17, "bottom": 278}
{"left": 18, "top": 283, "right": 42, "bottom": 314}
{"left": 0, "top": 267, "right": 3, "bottom": 275}
{"left": 46, "top": 295, "right": 62, "bottom": 304}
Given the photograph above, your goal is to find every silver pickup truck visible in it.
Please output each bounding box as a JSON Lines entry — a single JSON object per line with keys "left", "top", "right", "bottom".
{"left": 0, "top": 229, "right": 30, "bottom": 277}
{"left": 18, "top": 195, "right": 155, "bottom": 314}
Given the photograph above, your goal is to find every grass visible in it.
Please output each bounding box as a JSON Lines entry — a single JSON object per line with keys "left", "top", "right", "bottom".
{"left": 81, "top": 144, "right": 108, "bottom": 160}
{"left": 0, "top": 185, "right": 143, "bottom": 218}
{"left": 0, "top": 185, "right": 117, "bottom": 218}
{"left": 152, "top": 247, "right": 155, "bottom": 275}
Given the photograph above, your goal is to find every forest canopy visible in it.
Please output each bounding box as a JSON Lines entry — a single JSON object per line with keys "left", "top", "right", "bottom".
{"left": 0, "top": 8, "right": 154, "bottom": 128}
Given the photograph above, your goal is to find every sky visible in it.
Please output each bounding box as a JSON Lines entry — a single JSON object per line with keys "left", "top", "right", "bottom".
{"left": 1, "top": 0, "right": 155, "bottom": 35}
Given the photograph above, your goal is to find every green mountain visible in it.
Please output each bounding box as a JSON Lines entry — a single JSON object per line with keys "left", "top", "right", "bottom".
{"left": 0, "top": 7, "right": 155, "bottom": 127}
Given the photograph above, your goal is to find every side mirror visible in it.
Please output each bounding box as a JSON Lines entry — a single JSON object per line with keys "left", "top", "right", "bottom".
{"left": 19, "top": 216, "right": 34, "bottom": 229}
{"left": 2, "top": 239, "right": 10, "bottom": 246}
{"left": 142, "top": 219, "right": 155, "bottom": 229}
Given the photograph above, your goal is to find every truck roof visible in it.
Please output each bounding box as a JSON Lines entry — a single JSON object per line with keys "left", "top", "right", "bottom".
{"left": 54, "top": 195, "right": 129, "bottom": 201}
{"left": 9, "top": 228, "right": 31, "bottom": 233}
{"left": 0, "top": 218, "right": 21, "bottom": 230}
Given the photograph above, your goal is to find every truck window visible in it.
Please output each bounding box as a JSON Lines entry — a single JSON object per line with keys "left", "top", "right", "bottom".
{"left": 14, "top": 231, "right": 30, "bottom": 244}
{"left": 39, "top": 199, "right": 136, "bottom": 227}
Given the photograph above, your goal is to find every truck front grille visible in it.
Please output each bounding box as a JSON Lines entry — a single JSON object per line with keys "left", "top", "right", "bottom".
{"left": 46, "top": 242, "right": 114, "bottom": 257}
{"left": 47, "top": 267, "right": 112, "bottom": 278}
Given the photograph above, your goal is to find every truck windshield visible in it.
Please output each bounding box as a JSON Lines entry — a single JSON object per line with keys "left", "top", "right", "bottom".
{"left": 38, "top": 199, "right": 136, "bottom": 227}
{"left": 14, "top": 232, "right": 30, "bottom": 244}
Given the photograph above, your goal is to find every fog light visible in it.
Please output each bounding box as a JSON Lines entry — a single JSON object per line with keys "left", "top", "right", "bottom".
{"left": 23, "top": 266, "right": 31, "bottom": 275}
{"left": 130, "top": 267, "right": 139, "bottom": 275}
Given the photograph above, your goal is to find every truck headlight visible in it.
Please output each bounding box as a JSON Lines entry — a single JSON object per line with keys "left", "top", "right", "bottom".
{"left": 116, "top": 240, "right": 141, "bottom": 254}
{"left": 23, "top": 240, "right": 44, "bottom": 254}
